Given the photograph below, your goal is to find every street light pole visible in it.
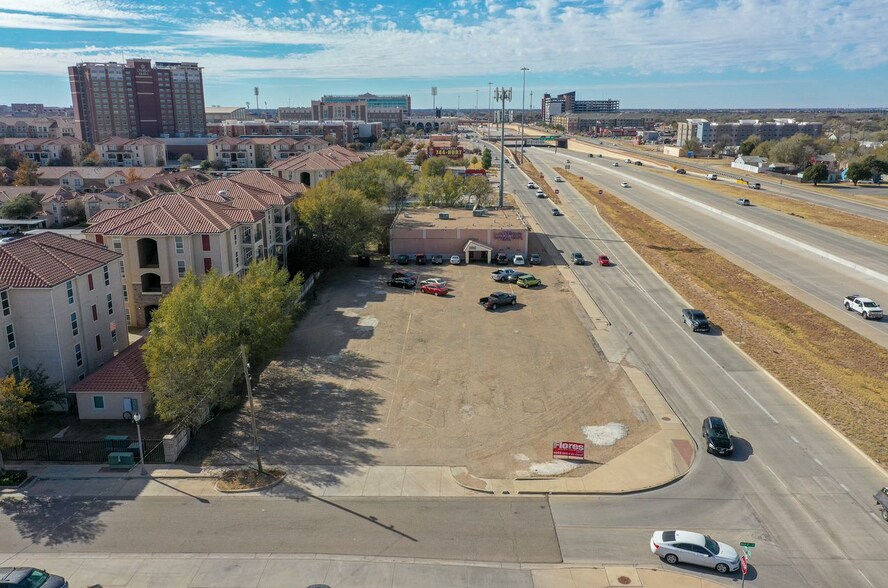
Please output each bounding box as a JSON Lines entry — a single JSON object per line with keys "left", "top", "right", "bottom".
{"left": 132, "top": 413, "right": 147, "bottom": 475}
{"left": 494, "top": 87, "right": 512, "bottom": 209}
{"left": 240, "top": 344, "right": 263, "bottom": 473}
{"left": 487, "top": 82, "right": 492, "bottom": 139}
{"left": 520, "top": 67, "right": 528, "bottom": 164}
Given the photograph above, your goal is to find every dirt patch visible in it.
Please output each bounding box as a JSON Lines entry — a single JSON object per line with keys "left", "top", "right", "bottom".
{"left": 560, "top": 169, "right": 888, "bottom": 464}
{"left": 216, "top": 467, "right": 286, "bottom": 492}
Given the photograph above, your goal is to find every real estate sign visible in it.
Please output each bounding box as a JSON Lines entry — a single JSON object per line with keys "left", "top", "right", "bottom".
{"left": 553, "top": 441, "right": 585, "bottom": 459}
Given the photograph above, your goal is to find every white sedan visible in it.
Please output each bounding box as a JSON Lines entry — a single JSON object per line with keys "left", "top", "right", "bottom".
{"left": 621, "top": 182, "right": 630, "bottom": 188}
{"left": 420, "top": 278, "right": 447, "bottom": 287}
{"left": 449, "top": 255, "right": 461, "bottom": 265}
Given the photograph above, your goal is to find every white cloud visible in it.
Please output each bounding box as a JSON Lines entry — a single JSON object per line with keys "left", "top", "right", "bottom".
{"left": 0, "top": 0, "right": 150, "bottom": 20}
{"left": 0, "top": 10, "right": 156, "bottom": 33}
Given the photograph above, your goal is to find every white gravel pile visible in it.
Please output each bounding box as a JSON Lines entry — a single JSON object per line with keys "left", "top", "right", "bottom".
{"left": 529, "top": 460, "right": 580, "bottom": 476}
{"left": 583, "top": 422, "right": 629, "bottom": 446}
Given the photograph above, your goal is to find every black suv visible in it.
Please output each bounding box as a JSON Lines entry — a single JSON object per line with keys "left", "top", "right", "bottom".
{"left": 681, "top": 308, "right": 710, "bottom": 332}
{"left": 702, "top": 417, "right": 734, "bottom": 455}
{"left": 495, "top": 253, "right": 509, "bottom": 265}
{"left": 387, "top": 276, "right": 416, "bottom": 289}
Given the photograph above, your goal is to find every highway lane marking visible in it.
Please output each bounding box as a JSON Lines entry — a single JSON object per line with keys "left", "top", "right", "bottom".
{"left": 813, "top": 457, "right": 824, "bottom": 467}
{"left": 765, "top": 465, "right": 789, "bottom": 489}
{"left": 869, "top": 512, "right": 881, "bottom": 522}
{"left": 790, "top": 435, "right": 800, "bottom": 443}
{"left": 859, "top": 569, "right": 877, "bottom": 588}
{"left": 840, "top": 483, "right": 851, "bottom": 493}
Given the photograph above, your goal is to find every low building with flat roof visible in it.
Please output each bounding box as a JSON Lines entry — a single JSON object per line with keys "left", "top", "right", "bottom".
{"left": 390, "top": 207, "right": 528, "bottom": 263}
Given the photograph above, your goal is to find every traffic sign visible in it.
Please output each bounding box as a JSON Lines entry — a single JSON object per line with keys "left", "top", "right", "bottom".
{"left": 740, "top": 555, "right": 748, "bottom": 574}
{"left": 740, "top": 542, "right": 756, "bottom": 547}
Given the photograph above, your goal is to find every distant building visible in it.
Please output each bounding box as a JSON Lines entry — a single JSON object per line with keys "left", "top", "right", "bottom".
{"left": 676, "top": 118, "right": 823, "bottom": 147}
{"left": 96, "top": 136, "right": 167, "bottom": 167}
{"left": 312, "top": 93, "right": 410, "bottom": 128}
{"left": 270, "top": 144, "right": 368, "bottom": 187}
{"left": 205, "top": 106, "right": 247, "bottom": 123}
{"left": 542, "top": 91, "right": 619, "bottom": 123}
{"left": 208, "top": 136, "right": 328, "bottom": 168}
{"left": 0, "top": 116, "right": 78, "bottom": 138}
{"left": 277, "top": 107, "right": 313, "bottom": 122}
{"left": 35, "top": 166, "right": 166, "bottom": 192}
{"left": 69, "top": 59, "right": 207, "bottom": 143}
{"left": 550, "top": 112, "right": 652, "bottom": 134}
{"left": 1, "top": 137, "right": 89, "bottom": 165}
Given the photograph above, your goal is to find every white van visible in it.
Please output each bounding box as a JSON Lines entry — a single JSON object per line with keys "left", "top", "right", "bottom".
{"left": 706, "top": 174, "right": 718, "bottom": 180}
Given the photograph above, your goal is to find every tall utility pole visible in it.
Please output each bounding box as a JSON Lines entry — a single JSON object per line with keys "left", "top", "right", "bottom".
{"left": 254, "top": 87, "right": 259, "bottom": 112}
{"left": 520, "top": 67, "right": 529, "bottom": 164}
{"left": 494, "top": 87, "right": 512, "bottom": 209}
{"left": 475, "top": 89, "right": 479, "bottom": 117}
{"left": 487, "top": 82, "right": 493, "bottom": 139}
{"left": 240, "top": 345, "right": 263, "bottom": 474}
{"left": 431, "top": 87, "right": 437, "bottom": 118}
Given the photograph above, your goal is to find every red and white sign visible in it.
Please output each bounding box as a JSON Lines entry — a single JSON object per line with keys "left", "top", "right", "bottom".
{"left": 740, "top": 556, "right": 748, "bottom": 574}
{"left": 553, "top": 441, "right": 585, "bottom": 459}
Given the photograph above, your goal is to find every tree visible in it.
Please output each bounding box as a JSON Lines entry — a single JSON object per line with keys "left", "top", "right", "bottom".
{"left": 481, "top": 148, "right": 492, "bottom": 170}
{"left": 124, "top": 169, "right": 143, "bottom": 184}
{"left": 464, "top": 175, "right": 492, "bottom": 206}
{"left": 80, "top": 150, "right": 101, "bottom": 167}
{"left": 420, "top": 156, "right": 451, "bottom": 178}
{"left": 802, "top": 163, "right": 829, "bottom": 186}
{"left": 8, "top": 365, "right": 64, "bottom": 414}
{"left": 331, "top": 155, "right": 413, "bottom": 205}
{"left": 738, "top": 134, "right": 762, "bottom": 156}
{"left": 0, "top": 375, "right": 36, "bottom": 473}
{"left": 413, "top": 151, "right": 427, "bottom": 166}
{"left": 179, "top": 153, "right": 194, "bottom": 169}
{"left": 683, "top": 137, "right": 702, "bottom": 154}
{"left": 846, "top": 161, "right": 872, "bottom": 185}
{"left": 66, "top": 200, "right": 85, "bottom": 224}
{"left": 12, "top": 158, "right": 39, "bottom": 186}
{"left": 751, "top": 140, "right": 776, "bottom": 158}
{"left": 395, "top": 145, "right": 411, "bottom": 157}
{"left": 769, "top": 134, "right": 815, "bottom": 167}
{"left": 0, "top": 193, "right": 41, "bottom": 219}
{"left": 294, "top": 181, "right": 380, "bottom": 269}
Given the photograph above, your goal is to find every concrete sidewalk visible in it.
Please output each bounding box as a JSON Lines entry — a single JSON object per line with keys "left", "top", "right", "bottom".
{"left": 0, "top": 552, "right": 731, "bottom": 588}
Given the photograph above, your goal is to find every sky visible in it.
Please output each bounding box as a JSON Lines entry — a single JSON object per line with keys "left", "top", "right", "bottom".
{"left": 1, "top": 0, "right": 887, "bottom": 110}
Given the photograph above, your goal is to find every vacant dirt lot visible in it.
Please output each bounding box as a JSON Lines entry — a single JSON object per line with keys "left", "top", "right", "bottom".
{"left": 188, "top": 248, "right": 658, "bottom": 480}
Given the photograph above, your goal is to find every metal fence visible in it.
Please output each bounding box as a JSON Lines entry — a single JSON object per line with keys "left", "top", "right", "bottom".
{"left": 5, "top": 438, "right": 167, "bottom": 463}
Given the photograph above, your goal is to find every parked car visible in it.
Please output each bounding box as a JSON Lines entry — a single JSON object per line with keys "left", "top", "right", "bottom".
{"left": 621, "top": 182, "right": 630, "bottom": 188}
{"left": 527, "top": 181, "right": 537, "bottom": 189}
{"left": 420, "top": 278, "right": 447, "bottom": 287}
{"left": 736, "top": 198, "right": 751, "bottom": 206}
{"left": 529, "top": 253, "right": 541, "bottom": 265}
{"left": 421, "top": 283, "right": 450, "bottom": 296}
{"left": 391, "top": 270, "right": 415, "bottom": 280}
{"left": 650, "top": 530, "right": 740, "bottom": 574}
{"left": 516, "top": 274, "right": 541, "bottom": 288}
{"left": 479, "top": 291, "right": 517, "bottom": 310}
{"left": 702, "top": 416, "right": 734, "bottom": 456}
{"left": 449, "top": 255, "right": 461, "bottom": 265}
{"left": 396, "top": 254, "right": 409, "bottom": 265}
{"left": 513, "top": 255, "right": 525, "bottom": 266}
{"left": 387, "top": 276, "right": 416, "bottom": 289}
{"left": 681, "top": 308, "right": 711, "bottom": 332}
{"left": 536, "top": 190, "right": 546, "bottom": 198}
{"left": 552, "top": 208, "right": 562, "bottom": 216}
{"left": 675, "top": 168, "right": 687, "bottom": 174}
{"left": 495, "top": 253, "right": 510, "bottom": 265}
{"left": 570, "top": 252, "right": 585, "bottom": 265}
{"left": 430, "top": 255, "right": 444, "bottom": 265}
{"left": 0, "top": 567, "right": 68, "bottom": 588}
{"left": 491, "top": 268, "right": 520, "bottom": 282}
{"left": 415, "top": 253, "right": 427, "bottom": 264}
{"left": 597, "top": 254, "right": 610, "bottom": 266}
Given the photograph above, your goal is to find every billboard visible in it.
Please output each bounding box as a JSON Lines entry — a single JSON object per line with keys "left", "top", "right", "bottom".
{"left": 552, "top": 441, "right": 585, "bottom": 459}
{"left": 429, "top": 146, "right": 464, "bottom": 159}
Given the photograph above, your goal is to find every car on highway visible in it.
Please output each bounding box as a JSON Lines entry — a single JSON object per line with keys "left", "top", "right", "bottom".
{"left": 597, "top": 254, "right": 611, "bottom": 266}
{"left": 625, "top": 158, "right": 632, "bottom": 163}
{"left": 516, "top": 274, "right": 541, "bottom": 288}
{"left": 420, "top": 278, "right": 447, "bottom": 287}
{"left": 634, "top": 161, "right": 643, "bottom": 166}
{"left": 570, "top": 252, "right": 585, "bottom": 265}
{"left": 736, "top": 198, "right": 751, "bottom": 206}
{"left": 613, "top": 162, "right": 620, "bottom": 167}
{"left": 536, "top": 190, "right": 546, "bottom": 198}
{"left": 430, "top": 255, "right": 444, "bottom": 265}
{"left": 552, "top": 208, "right": 562, "bottom": 216}
{"left": 844, "top": 294, "right": 883, "bottom": 320}
{"left": 491, "top": 268, "right": 521, "bottom": 282}
{"left": 706, "top": 173, "right": 718, "bottom": 180}
{"left": 449, "top": 255, "right": 461, "bottom": 265}
{"left": 509, "top": 163, "right": 516, "bottom": 169}
{"left": 0, "top": 567, "right": 68, "bottom": 588}
{"left": 675, "top": 168, "right": 687, "bottom": 174}
{"left": 650, "top": 530, "right": 740, "bottom": 574}
{"left": 529, "top": 253, "right": 541, "bottom": 265}
{"left": 513, "top": 254, "right": 525, "bottom": 266}
{"left": 702, "top": 416, "right": 734, "bottom": 456}
{"left": 681, "top": 308, "right": 711, "bottom": 332}
{"left": 396, "top": 254, "right": 409, "bottom": 265}
{"left": 621, "top": 182, "right": 630, "bottom": 188}
{"left": 527, "top": 181, "right": 537, "bottom": 189}
{"left": 554, "top": 175, "right": 564, "bottom": 182}
{"left": 420, "top": 283, "right": 450, "bottom": 296}
{"left": 387, "top": 276, "right": 416, "bottom": 289}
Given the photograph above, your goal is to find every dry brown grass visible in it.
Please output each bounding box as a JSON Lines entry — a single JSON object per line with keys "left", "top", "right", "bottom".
{"left": 559, "top": 168, "right": 888, "bottom": 464}
{"left": 216, "top": 467, "right": 286, "bottom": 491}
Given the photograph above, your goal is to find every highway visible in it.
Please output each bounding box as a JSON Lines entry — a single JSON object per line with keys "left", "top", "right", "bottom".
{"left": 496, "top": 146, "right": 888, "bottom": 587}
{"left": 518, "top": 145, "right": 888, "bottom": 350}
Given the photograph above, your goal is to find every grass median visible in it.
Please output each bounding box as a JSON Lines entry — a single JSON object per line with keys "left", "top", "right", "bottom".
{"left": 552, "top": 167, "right": 888, "bottom": 465}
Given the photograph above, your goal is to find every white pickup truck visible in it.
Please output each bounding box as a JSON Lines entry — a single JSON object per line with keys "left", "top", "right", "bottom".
{"left": 844, "top": 295, "right": 884, "bottom": 320}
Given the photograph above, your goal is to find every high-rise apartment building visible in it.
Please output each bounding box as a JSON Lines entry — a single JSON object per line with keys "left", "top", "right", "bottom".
{"left": 69, "top": 59, "right": 206, "bottom": 143}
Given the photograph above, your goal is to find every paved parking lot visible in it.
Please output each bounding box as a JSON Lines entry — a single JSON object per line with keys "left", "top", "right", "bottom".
{"left": 195, "top": 247, "right": 658, "bottom": 480}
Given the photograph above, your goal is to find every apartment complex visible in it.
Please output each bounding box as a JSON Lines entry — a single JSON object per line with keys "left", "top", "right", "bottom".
{"left": 0, "top": 104, "right": 72, "bottom": 118}
{"left": 676, "top": 118, "right": 824, "bottom": 147}
{"left": 96, "top": 136, "right": 167, "bottom": 167}
{"left": 83, "top": 171, "right": 303, "bottom": 327}
{"left": 79, "top": 169, "right": 210, "bottom": 220}
{"left": 36, "top": 166, "right": 165, "bottom": 192}
{"left": 69, "top": 59, "right": 206, "bottom": 143}
{"left": 0, "top": 232, "right": 127, "bottom": 396}
{"left": 270, "top": 144, "right": 368, "bottom": 187}
{"left": 1, "top": 137, "right": 89, "bottom": 165}
{"left": 207, "top": 136, "right": 329, "bottom": 168}
{"left": 541, "top": 91, "right": 620, "bottom": 123}
{"left": 0, "top": 117, "right": 78, "bottom": 138}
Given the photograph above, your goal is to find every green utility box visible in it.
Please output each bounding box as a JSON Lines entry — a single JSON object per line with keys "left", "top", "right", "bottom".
{"left": 108, "top": 452, "right": 135, "bottom": 469}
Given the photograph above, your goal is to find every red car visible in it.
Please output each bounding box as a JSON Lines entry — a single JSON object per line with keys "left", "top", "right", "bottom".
{"left": 598, "top": 254, "right": 611, "bottom": 266}
{"left": 421, "top": 284, "right": 450, "bottom": 296}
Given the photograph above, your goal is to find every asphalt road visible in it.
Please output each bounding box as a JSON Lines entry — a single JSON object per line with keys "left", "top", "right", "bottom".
{"left": 523, "top": 146, "right": 888, "bottom": 349}
{"left": 499, "top": 147, "right": 888, "bottom": 587}
{"left": 0, "top": 495, "right": 561, "bottom": 563}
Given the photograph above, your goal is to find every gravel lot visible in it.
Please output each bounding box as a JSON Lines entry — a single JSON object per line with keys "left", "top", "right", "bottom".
{"left": 193, "top": 252, "right": 658, "bottom": 480}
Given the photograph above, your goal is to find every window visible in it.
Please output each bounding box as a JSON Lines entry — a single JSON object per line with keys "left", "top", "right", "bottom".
{"left": 66, "top": 280, "right": 74, "bottom": 304}
{"left": 104, "top": 265, "right": 110, "bottom": 286}
{"left": 107, "top": 293, "right": 113, "bottom": 314}
{"left": 6, "top": 324, "right": 15, "bottom": 350}
{"left": 122, "top": 284, "right": 128, "bottom": 301}
{"left": 92, "top": 305, "right": 98, "bottom": 321}
{"left": 111, "top": 327, "right": 118, "bottom": 344}
{"left": 175, "top": 236, "right": 184, "bottom": 254}
{"left": 0, "top": 291, "right": 8, "bottom": 316}
{"left": 112, "top": 237, "right": 122, "bottom": 252}
{"left": 203, "top": 258, "right": 212, "bottom": 273}
{"left": 10, "top": 356, "right": 19, "bottom": 379}
{"left": 95, "top": 334, "right": 102, "bottom": 351}
{"left": 70, "top": 312, "right": 78, "bottom": 336}
{"left": 125, "top": 307, "right": 131, "bottom": 325}
{"left": 74, "top": 342, "right": 83, "bottom": 366}
{"left": 92, "top": 395, "right": 104, "bottom": 409}
{"left": 88, "top": 274, "right": 94, "bottom": 290}
{"left": 119, "top": 260, "right": 125, "bottom": 278}
{"left": 177, "top": 260, "right": 186, "bottom": 278}
{"left": 201, "top": 234, "right": 210, "bottom": 251}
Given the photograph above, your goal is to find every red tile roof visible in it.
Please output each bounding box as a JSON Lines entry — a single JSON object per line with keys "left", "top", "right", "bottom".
{"left": 0, "top": 232, "right": 121, "bottom": 288}
{"left": 184, "top": 170, "right": 305, "bottom": 210}
{"left": 69, "top": 339, "right": 148, "bottom": 394}
{"left": 269, "top": 144, "right": 367, "bottom": 173}
{"left": 83, "top": 192, "right": 262, "bottom": 236}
